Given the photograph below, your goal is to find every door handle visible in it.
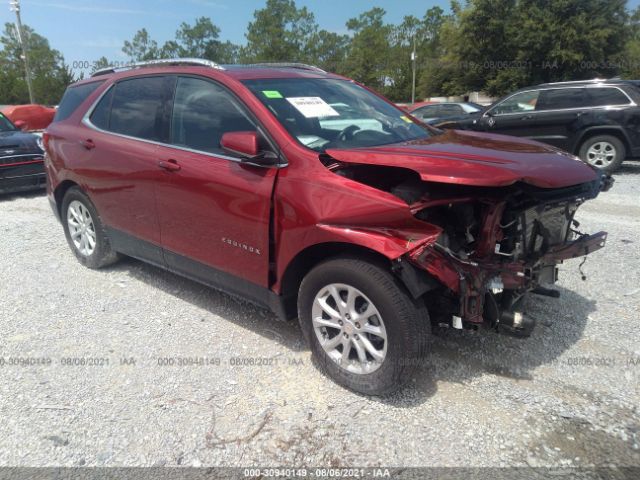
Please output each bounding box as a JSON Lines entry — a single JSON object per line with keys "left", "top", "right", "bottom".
{"left": 81, "top": 139, "right": 95, "bottom": 150}
{"left": 158, "top": 159, "right": 181, "bottom": 172}
{"left": 521, "top": 115, "right": 533, "bottom": 120}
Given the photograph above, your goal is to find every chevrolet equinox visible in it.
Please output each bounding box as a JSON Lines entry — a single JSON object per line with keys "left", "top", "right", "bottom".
{"left": 44, "top": 59, "right": 612, "bottom": 395}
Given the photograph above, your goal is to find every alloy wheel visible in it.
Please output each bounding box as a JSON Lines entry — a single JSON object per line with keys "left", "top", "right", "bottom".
{"left": 67, "top": 200, "right": 97, "bottom": 257}
{"left": 586, "top": 141, "right": 616, "bottom": 168}
{"left": 312, "top": 283, "right": 388, "bottom": 374}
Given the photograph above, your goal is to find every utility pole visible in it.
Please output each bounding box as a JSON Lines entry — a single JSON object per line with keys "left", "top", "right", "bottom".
{"left": 9, "top": 0, "right": 35, "bottom": 104}
{"left": 411, "top": 33, "right": 417, "bottom": 104}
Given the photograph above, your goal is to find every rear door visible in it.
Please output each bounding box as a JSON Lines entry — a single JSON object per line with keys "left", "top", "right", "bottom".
{"left": 82, "top": 75, "right": 174, "bottom": 264}
{"left": 528, "top": 87, "right": 589, "bottom": 150}
{"left": 154, "top": 75, "right": 278, "bottom": 291}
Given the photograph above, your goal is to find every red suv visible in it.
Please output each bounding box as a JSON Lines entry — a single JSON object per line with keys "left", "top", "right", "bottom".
{"left": 44, "top": 59, "right": 611, "bottom": 395}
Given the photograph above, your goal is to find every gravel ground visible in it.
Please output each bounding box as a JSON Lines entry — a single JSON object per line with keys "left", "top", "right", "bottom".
{"left": 0, "top": 163, "right": 639, "bottom": 470}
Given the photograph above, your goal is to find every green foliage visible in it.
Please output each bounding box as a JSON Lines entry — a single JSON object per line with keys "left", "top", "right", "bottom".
{"left": 241, "top": 0, "right": 317, "bottom": 62}
{"left": 1, "top": 0, "right": 636, "bottom": 106}
{"left": 122, "top": 28, "right": 159, "bottom": 61}
{"left": 342, "top": 8, "right": 393, "bottom": 94}
{"left": 0, "top": 22, "right": 75, "bottom": 105}
{"left": 620, "top": 6, "right": 640, "bottom": 78}
{"left": 436, "top": 0, "right": 628, "bottom": 96}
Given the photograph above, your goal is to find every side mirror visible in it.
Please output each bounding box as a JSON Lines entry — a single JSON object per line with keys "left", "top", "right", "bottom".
{"left": 221, "top": 131, "right": 279, "bottom": 167}
{"left": 14, "top": 120, "right": 28, "bottom": 131}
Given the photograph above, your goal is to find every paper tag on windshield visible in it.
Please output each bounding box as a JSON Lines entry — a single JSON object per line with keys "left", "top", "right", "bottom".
{"left": 286, "top": 97, "right": 339, "bottom": 118}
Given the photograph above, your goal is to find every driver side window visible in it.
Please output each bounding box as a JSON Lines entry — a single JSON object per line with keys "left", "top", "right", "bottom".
{"left": 490, "top": 91, "right": 540, "bottom": 116}
{"left": 171, "top": 77, "right": 256, "bottom": 154}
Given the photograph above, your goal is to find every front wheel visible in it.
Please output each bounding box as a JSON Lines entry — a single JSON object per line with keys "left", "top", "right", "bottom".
{"left": 298, "top": 258, "right": 429, "bottom": 395}
{"left": 578, "top": 135, "right": 625, "bottom": 173}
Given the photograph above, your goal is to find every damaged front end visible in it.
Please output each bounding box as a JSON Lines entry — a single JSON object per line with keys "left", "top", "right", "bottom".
{"left": 324, "top": 152, "right": 611, "bottom": 337}
{"left": 405, "top": 179, "right": 608, "bottom": 336}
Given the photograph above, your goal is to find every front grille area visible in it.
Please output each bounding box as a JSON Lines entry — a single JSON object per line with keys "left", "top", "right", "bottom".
{"left": 501, "top": 202, "right": 577, "bottom": 261}
{"left": 0, "top": 154, "right": 44, "bottom": 167}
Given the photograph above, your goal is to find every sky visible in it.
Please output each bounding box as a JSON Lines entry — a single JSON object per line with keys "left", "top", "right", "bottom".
{"left": 1, "top": 0, "right": 640, "bottom": 76}
{"left": 0, "top": 0, "right": 451, "bottom": 75}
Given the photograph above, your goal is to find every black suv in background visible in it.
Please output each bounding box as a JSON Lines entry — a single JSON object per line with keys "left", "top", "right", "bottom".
{"left": 432, "top": 80, "right": 640, "bottom": 173}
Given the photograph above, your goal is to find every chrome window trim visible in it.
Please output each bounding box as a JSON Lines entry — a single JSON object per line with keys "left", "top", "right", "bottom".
{"left": 81, "top": 80, "right": 288, "bottom": 168}
{"left": 486, "top": 85, "right": 636, "bottom": 117}
{"left": 0, "top": 153, "right": 45, "bottom": 159}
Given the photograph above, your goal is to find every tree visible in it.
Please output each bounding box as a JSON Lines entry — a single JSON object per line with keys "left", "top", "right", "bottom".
{"left": 308, "top": 30, "right": 349, "bottom": 73}
{"left": 510, "top": 0, "right": 627, "bottom": 86}
{"left": 241, "top": 0, "right": 317, "bottom": 62}
{"left": 91, "top": 56, "right": 111, "bottom": 74}
{"left": 386, "top": 7, "right": 447, "bottom": 101}
{"left": 0, "top": 22, "right": 75, "bottom": 104}
{"left": 172, "top": 17, "right": 238, "bottom": 62}
{"left": 621, "top": 6, "right": 640, "bottom": 78}
{"left": 343, "top": 8, "right": 393, "bottom": 93}
{"left": 122, "top": 28, "right": 159, "bottom": 62}
{"left": 432, "top": 0, "right": 628, "bottom": 96}
{"left": 122, "top": 19, "right": 239, "bottom": 64}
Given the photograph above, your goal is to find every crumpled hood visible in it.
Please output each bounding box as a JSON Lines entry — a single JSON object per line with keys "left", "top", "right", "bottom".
{"left": 0, "top": 130, "right": 41, "bottom": 154}
{"left": 326, "top": 130, "right": 598, "bottom": 189}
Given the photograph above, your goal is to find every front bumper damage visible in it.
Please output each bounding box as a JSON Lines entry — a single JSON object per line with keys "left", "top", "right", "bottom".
{"left": 406, "top": 229, "right": 607, "bottom": 334}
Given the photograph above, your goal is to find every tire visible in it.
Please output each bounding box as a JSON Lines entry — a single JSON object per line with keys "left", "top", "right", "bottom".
{"left": 298, "top": 257, "right": 429, "bottom": 396}
{"left": 578, "top": 134, "right": 625, "bottom": 173}
{"left": 61, "top": 187, "right": 120, "bottom": 269}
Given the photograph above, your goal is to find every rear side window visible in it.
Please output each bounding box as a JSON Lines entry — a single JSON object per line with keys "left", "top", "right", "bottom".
{"left": 414, "top": 105, "right": 440, "bottom": 118}
{"left": 54, "top": 81, "right": 104, "bottom": 122}
{"left": 586, "top": 87, "right": 631, "bottom": 107}
{"left": 109, "top": 76, "right": 169, "bottom": 142}
{"left": 536, "top": 88, "right": 588, "bottom": 110}
{"left": 90, "top": 87, "right": 114, "bottom": 130}
{"left": 439, "top": 104, "right": 464, "bottom": 116}
{"left": 170, "top": 76, "right": 255, "bottom": 153}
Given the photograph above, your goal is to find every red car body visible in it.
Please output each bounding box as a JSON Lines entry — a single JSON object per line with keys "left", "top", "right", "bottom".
{"left": 44, "top": 64, "right": 610, "bottom": 333}
{"left": 1, "top": 104, "right": 56, "bottom": 131}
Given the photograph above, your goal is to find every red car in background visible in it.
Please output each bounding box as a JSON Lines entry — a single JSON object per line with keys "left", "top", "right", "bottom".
{"left": 1, "top": 104, "right": 56, "bottom": 131}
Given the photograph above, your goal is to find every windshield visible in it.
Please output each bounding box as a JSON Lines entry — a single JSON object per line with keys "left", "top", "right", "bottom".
{"left": 242, "top": 78, "right": 431, "bottom": 151}
{"left": 0, "top": 113, "right": 17, "bottom": 132}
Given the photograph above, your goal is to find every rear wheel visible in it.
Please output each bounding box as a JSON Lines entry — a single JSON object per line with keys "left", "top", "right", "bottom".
{"left": 298, "top": 258, "right": 429, "bottom": 395}
{"left": 61, "top": 187, "right": 119, "bottom": 269}
{"left": 578, "top": 134, "right": 625, "bottom": 173}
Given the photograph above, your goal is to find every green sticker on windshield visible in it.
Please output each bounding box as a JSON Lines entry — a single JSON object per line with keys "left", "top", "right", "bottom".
{"left": 400, "top": 115, "right": 413, "bottom": 123}
{"left": 262, "top": 90, "right": 283, "bottom": 99}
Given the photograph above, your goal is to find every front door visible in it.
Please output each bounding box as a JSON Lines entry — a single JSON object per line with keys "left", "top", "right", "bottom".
{"left": 154, "top": 76, "right": 278, "bottom": 294}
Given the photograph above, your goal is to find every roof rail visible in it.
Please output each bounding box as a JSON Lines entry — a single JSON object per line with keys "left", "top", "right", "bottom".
{"left": 91, "top": 58, "right": 225, "bottom": 77}
{"left": 248, "top": 62, "right": 327, "bottom": 73}
{"left": 538, "top": 78, "right": 607, "bottom": 86}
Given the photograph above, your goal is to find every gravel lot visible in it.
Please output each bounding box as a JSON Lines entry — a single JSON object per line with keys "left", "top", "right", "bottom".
{"left": 0, "top": 163, "right": 639, "bottom": 470}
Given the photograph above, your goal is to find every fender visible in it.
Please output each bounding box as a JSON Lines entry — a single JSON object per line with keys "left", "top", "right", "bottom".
{"left": 571, "top": 125, "right": 632, "bottom": 154}
{"left": 315, "top": 223, "right": 441, "bottom": 260}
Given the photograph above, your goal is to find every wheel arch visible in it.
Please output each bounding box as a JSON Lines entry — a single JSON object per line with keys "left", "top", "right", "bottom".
{"left": 573, "top": 127, "right": 631, "bottom": 156}
{"left": 279, "top": 242, "right": 391, "bottom": 298}
{"left": 277, "top": 241, "right": 437, "bottom": 320}
{"left": 53, "top": 180, "right": 80, "bottom": 217}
